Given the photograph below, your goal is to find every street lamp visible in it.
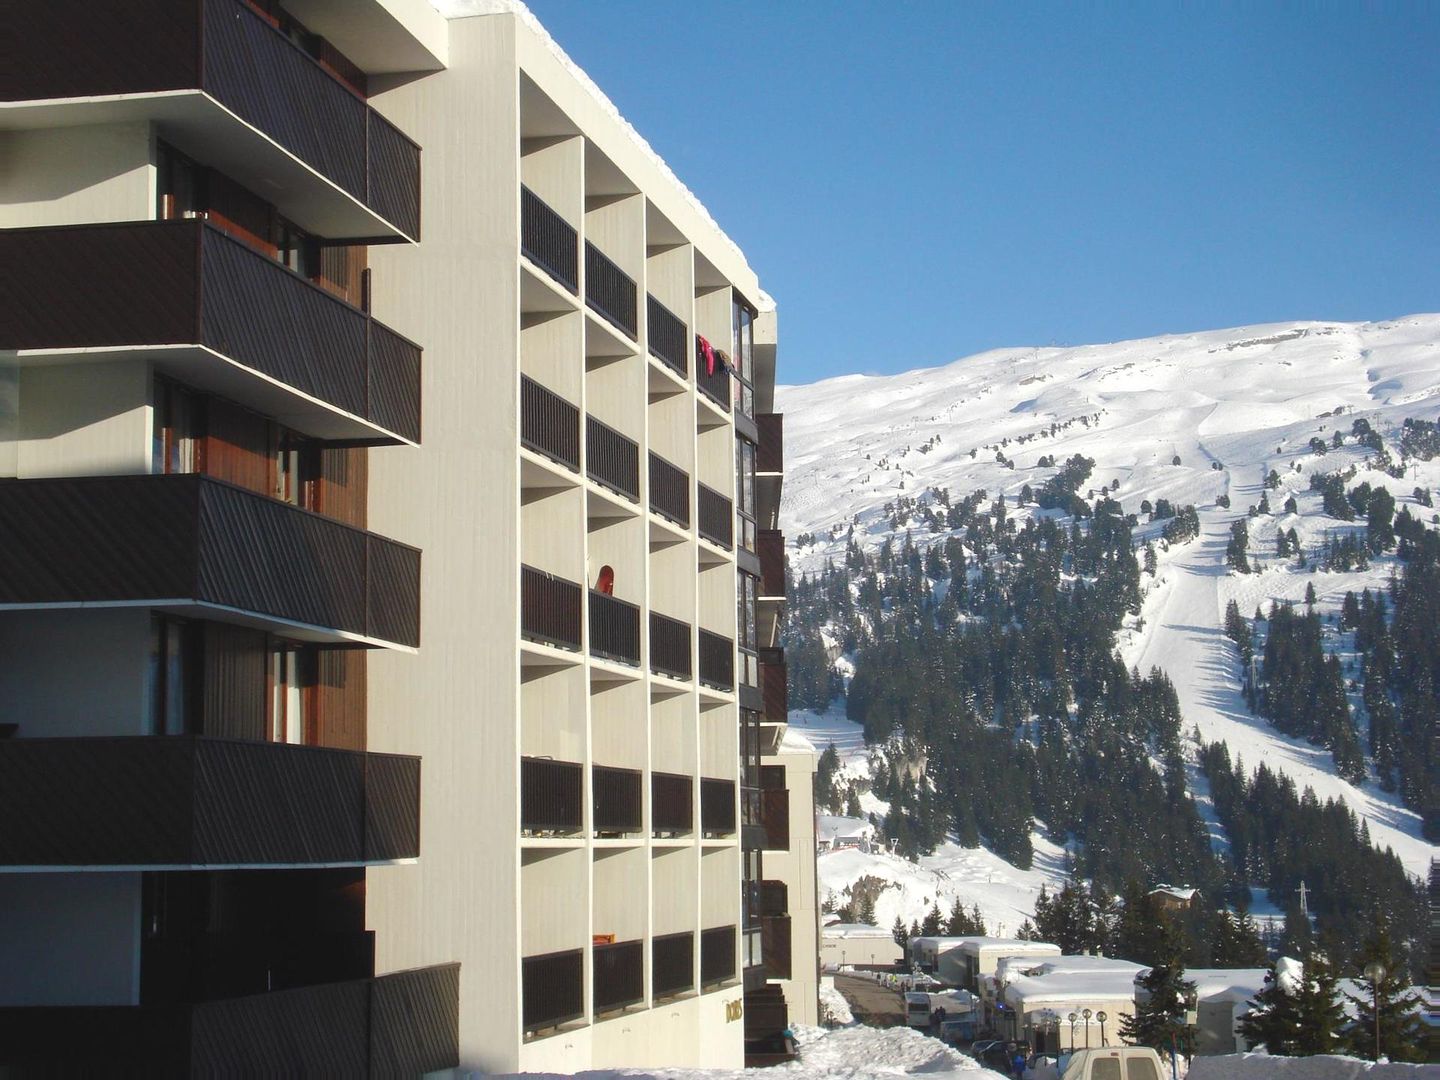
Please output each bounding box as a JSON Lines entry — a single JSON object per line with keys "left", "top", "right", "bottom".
{"left": 1364, "top": 961, "right": 1386, "bottom": 1062}
{"left": 1083, "top": 1008, "right": 1092, "bottom": 1050}
{"left": 1097, "top": 1010, "right": 1108, "bottom": 1047}
{"left": 1068, "top": 1012, "right": 1078, "bottom": 1052}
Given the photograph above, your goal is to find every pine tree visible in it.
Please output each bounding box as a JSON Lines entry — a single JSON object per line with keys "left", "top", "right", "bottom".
{"left": 857, "top": 891, "right": 877, "bottom": 926}
{"left": 1345, "top": 925, "right": 1427, "bottom": 1062}
{"left": 1121, "top": 962, "right": 1197, "bottom": 1059}
{"left": 892, "top": 915, "right": 910, "bottom": 953}
{"left": 1237, "top": 959, "right": 1304, "bottom": 1055}
{"left": 921, "top": 902, "right": 943, "bottom": 937}
{"left": 1292, "top": 949, "right": 1346, "bottom": 1055}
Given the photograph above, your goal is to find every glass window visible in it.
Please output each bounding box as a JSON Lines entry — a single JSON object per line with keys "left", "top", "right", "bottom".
{"left": 147, "top": 615, "right": 197, "bottom": 735}
{"left": 731, "top": 297, "right": 755, "bottom": 418}
{"left": 735, "top": 437, "right": 757, "bottom": 551}
{"left": 1092, "top": 1060, "right": 1122, "bottom": 1080}
{"left": 273, "top": 432, "right": 315, "bottom": 507}
{"left": 269, "top": 643, "right": 314, "bottom": 744}
{"left": 1126, "top": 1059, "right": 1160, "bottom": 1080}
{"left": 153, "top": 380, "right": 202, "bottom": 475}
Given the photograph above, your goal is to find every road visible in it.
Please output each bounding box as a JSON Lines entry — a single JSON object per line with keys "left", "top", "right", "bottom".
{"left": 832, "top": 973, "right": 907, "bottom": 1028}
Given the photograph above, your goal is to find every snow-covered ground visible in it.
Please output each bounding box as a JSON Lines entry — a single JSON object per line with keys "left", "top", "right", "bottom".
{"left": 779, "top": 315, "right": 1440, "bottom": 880}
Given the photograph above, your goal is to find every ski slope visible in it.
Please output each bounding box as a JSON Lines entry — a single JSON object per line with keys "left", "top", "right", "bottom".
{"left": 779, "top": 316, "right": 1440, "bottom": 882}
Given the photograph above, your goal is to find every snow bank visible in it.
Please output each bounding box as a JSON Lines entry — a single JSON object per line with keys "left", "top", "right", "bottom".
{"left": 1187, "top": 1054, "right": 1440, "bottom": 1079}
{"left": 818, "top": 979, "right": 854, "bottom": 1025}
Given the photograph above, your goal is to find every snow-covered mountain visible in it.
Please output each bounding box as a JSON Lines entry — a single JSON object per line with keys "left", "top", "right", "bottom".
{"left": 778, "top": 315, "right": 1440, "bottom": 928}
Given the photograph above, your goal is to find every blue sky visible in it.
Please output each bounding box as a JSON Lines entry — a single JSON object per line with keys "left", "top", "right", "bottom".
{"left": 526, "top": 2, "right": 1440, "bottom": 387}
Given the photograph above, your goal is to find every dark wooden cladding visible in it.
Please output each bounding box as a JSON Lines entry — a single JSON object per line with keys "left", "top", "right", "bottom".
{"left": 520, "top": 186, "right": 578, "bottom": 293}
{"left": 647, "top": 295, "right": 688, "bottom": 377}
{"left": 758, "top": 530, "right": 786, "bottom": 598}
{"left": 697, "top": 483, "right": 734, "bottom": 549}
{"left": 757, "top": 413, "right": 784, "bottom": 473}
{"left": 649, "top": 612, "right": 692, "bottom": 681}
{"left": 522, "top": 949, "right": 583, "bottom": 1032}
{"left": 760, "top": 788, "right": 790, "bottom": 852}
{"left": 520, "top": 757, "right": 583, "bottom": 835}
{"left": 760, "top": 647, "right": 788, "bottom": 723}
{"left": 204, "top": 397, "right": 272, "bottom": 495}
{"left": 0, "top": 474, "right": 420, "bottom": 647}
{"left": 592, "top": 765, "right": 642, "bottom": 834}
{"left": 652, "top": 932, "right": 694, "bottom": 999}
{"left": 651, "top": 772, "right": 693, "bottom": 836}
{"left": 589, "top": 590, "right": 640, "bottom": 666}
{"left": 315, "top": 447, "right": 369, "bottom": 530}
{"left": 586, "top": 416, "right": 640, "bottom": 501}
{"left": 700, "top": 777, "right": 738, "bottom": 837}
{"left": 761, "top": 917, "right": 792, "bottom": 980}
{"left": 700, "top": 925, "right": 737, "bottom": 987}
{"left": 648, "top": 452, "right": 690, "bottom": 528}
{"left": 698, "top": 629, "right": 735, "bottom": 692}
{"left": 520, "top": 564, "right": 582, "bottom": 651}
{"left": 0, "top": 221, "right": 421, "bottom": 443}
{"left": 0, "top": 737, "right": 419, "bottom": 866}
{"left": 2, "top": 0, "right": 422, "bottom": 240}
{"left": 0, "top": 964, "right": 459, "bottom": 1076}
{"left": 584, "top": 241, "right": 638, "bottom": 339}
{"left": 696, "top": 345, "right": 732, "bottom": 411}
{"left": 200, "top": 622, "right": 268, "bottom": 741}
{"left": 316, "top": 648, "right": 367, "bottom": 751}
{"left": 520, "top": 375, "right": 581, "bottom": 471}
{"left": 593, "top": 939, "right": 644, "bottom": 1014}
{"left": 758, "top": 880, "right": 788, "bottom": 917}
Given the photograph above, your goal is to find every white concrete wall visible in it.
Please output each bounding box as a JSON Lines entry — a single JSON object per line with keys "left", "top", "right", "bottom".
{"left": 765, "top": 743, "right": 821, "bottom": 1026}
{"left": 0, "top": 873, "right": 142, "bottom": 1005}
{"left": 0, "top": 610, "right": 154, "bottom": 737}
{"left": 0, "top": 124, "right": 154, "bottom": 228}
{"left": 820, "top": 935, "right": 902, "bottom": 968}
{"left": 13, "top": 361, "right": 152, "bottom": 479}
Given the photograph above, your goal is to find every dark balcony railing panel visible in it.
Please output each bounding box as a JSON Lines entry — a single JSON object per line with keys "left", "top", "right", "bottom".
{"left": 651, "top": 772, "right": 693, "bottom": 835}
{"left": 743, "top": 986, "right": 790, "bottom": 1043}
{"left": 592, "top": 765, "right": 642, "bottom": 834}
{"left": 523, "top": 949, "right": 584, "bottom": 1032}
{"left": 586, "top": 416, "right": 639, "bottom": 501}
{"left": 761, "top": 917, "right": 793, "bottom": 981}
{"left": 0, "top": 474, "right": 420, "bottom": 647}
{"left": 757, "top": 413, "right": 784, "bottom": 474}
{"left": 521, "top": 757, "right": 583, "bottom": 835}
{"left": 0, "top": 965, "right": 459, "bottom": 1075}
{"left": 141, "top": 931, "right": 375, "bottom": 1005}
{"left": 697, "top": 483, "right": 734, "bottom": 549}
{"left": 520, "top": 564, "right": 582, "bottom": 651}
{"left": 0, "top": 222, "right": 421, "bottom": 442}
{"left": 759, "top": 881, "right": 788, "bottom": 917}
{"left": 589, "top": 590, "right": 640, "bottom": 666}
{"left": 696, "top": 340, "right": 732, "bottom": 410}
{"left": 700, "top": 778, "right": 737, "bottom": 837}
{"left": 593, "top": 940, "right": 644, "bottom": 1014}
{"left": 698, "top": 629, "right": 735, "bottom": 692}
{"left": 652, "top": 931, "right": 694, "bottom": 999}
{"left": 700, "top": 926, "right": 737, "bottom": 987}
{"left": 761, "top": 655, "right": 789, "bottom": 722}
{"left": 584, "top": 242, "right": 638, "bottom": 339}
{"left": 521, "top": 186, "right": 578, "bottom": 293}
{"left": 647, "top": 295, "right": 688, "bottom": 377}
{"left": 366, "top": 110, "right": 423, "bottom": 241}
{"left": 520, "top": 375, "right": 581, "bottom": 471}
{"left": 649, "top": 612, "right": 692, "bottom": 680}
{"left": 761, "top": 789, "right": 791, "bottom": 852}
{"left": 757, "top": 530, "right": 786, "bottom": 598}
{"left": 0, "top": 737, "right": 419, "bottom": 866}
{"left": 648, "top": 453, "right": 691, "bottom": 528}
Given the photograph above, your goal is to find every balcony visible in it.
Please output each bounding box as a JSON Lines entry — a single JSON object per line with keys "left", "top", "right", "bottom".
{"left": 647, "top": 295, "right": 688, "bottom": 377}
{"left": 758, "top": 530, "right": 786, "bottom": 600}
{"left": 520, "top": 565, "right": 582, "bottom": 652}
{"left": 522, "top": 949, "right": 583, "bottom": 1034}
{"left": 592, "top": 765, "right": 641, "bottom": 835}
{"left": 697, "top": 484, "right": 734, "bottom": 550}
{"left": 696, "top": 342, "right": 732, "bottom": 412}
{"left": 700, "top": 925, "right": 737, "bottom": 987}
{"left": 593, "top": 939, "right": 644, "bottom": 1015}
{"left": 521, "top": 757, "right": 583, "bottom": 837}
{"left": 761, "top": 789, "right": 790, "bottom": 851}
{"left": 649, "top": 612, "right": 692, "bottom": 681}
{"left": 521, "top": 186, "right": 578, "bottom": 294}
{"left": 586, "top": 417, "right": 639, "bottom": 501}
{"left": 760, "top": 648, "right": 788, "bottom": 722}
{"left": 698, "top": 630, "right": 735, "bottom": 692}
{"left": 589, "top": 591, "right": 640, "bottom": 667}
{"left": 521, "top": 376, "right": 581, "bottom": 472}
{"left": 649, "top": 453, "right": 691, "bottom": 528}
{"left": 0, "top": 474, "right": 420, "bottom": 649}
{"left": 761, "top": 917, "right": 793, "bottom": 980}
{"left": 757, "top": 414, "right": 784, "bottom": 474}
{"left": 585, "top": 242, "right": 637, "bottom": 339}
{"left": 0, "top": 220, "right": 420, "bottom": 445}
{"left": 0, "top": 736, "right": 418, "bottom": 868}
{"left": 758, "top": 880, "right": 788, "bottom": 918}
{"left": 700, "top": 778, "right": 737, "bottom": 838}
{"left": 652, "top": 931, "right": 694, "bottom": 999}
{"left": 652, "top": 772, "right": 693, "bottom": 837}
{"left": 0, "top": 964, "right": 459, "bottom": 1076}
{"left": 2, "top": 0, "right": 420, "bottom": 241}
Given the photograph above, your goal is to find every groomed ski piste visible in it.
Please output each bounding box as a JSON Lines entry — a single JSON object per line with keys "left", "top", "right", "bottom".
{"left": 778, "top": 317, "right": 1438, "bottom": 931}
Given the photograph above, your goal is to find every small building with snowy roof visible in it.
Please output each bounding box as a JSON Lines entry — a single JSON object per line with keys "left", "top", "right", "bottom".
{"left": 1163, "top": 968, "right": 1268, "bottom": 1054}
{"left": 999, "top": 956, "right": 1148, "bottom": 1054}
{"left": 1148, "top": 885, "right": 1199, "bottom": 913}
{"left": 821, "top": 923, "right": 902, "bottom": 969}
{"left": 816, "top": 814, "right": 874, "bottom": 854}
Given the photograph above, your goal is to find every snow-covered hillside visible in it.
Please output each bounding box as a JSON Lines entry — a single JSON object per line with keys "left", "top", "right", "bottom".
{"left": 778, "top": 316, "right": 1440, "bottom": 886}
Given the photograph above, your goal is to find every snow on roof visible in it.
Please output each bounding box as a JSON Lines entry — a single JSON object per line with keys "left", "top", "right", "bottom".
{"left": 817, "top": 814, "right": 874, "bottom": 841}
{"left": 1004, "top": 965, "right": 1146, "bottom": 1008}
{"left": 964, "top": 937, "right": 1061, "bottom": 956}
{"left": 1150, "top": 885, "right": 1199, "bottom": 901}
{"left": 1026, "top": 955, "right": 1147, "bottom": 975}
{"left": 1185, "top": 968, "right": 1270, "bottom": 1004}
{"left": 780, "top": 724, "right": 816, "bottom": 754}
{"left": 427, "top": 0, "right": 757, "bottom": 285}
{"left": 823, "top": 923, "right": 895, "bottom": 939}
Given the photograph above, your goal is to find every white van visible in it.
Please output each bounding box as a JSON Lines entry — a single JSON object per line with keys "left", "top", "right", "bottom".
{"left": 1059, "top": 1047, "right": 1166, "bottom": 1080}
{"left": 903, "top": 991, "right": 932, "bottom": 1028}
